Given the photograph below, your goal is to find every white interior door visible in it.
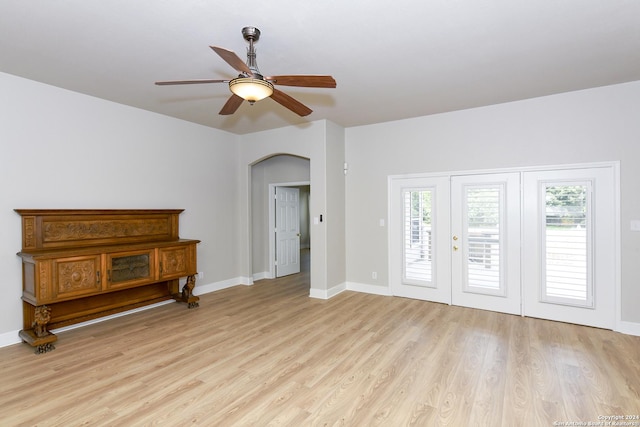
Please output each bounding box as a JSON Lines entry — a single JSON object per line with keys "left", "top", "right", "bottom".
{"left": 450, "top": 173, "right": 521, "bottom": 315}
{"left": 275, "top": 186, "right": 300, "bottom": 277}
{"left": 522, "top": 167, "right": 616, "bottom": 329}
{"left": 389, "top": 176, "right": 451, "bottom": 303}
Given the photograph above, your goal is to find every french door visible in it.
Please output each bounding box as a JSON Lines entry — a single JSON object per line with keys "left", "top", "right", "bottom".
{"left": 390, "top": 176, "right": 451, "bottom": 303}
{"left": 522, "top": 167, "right": 616, "bottom": 328}
{"left": 450, "top": 173, "right": 521, "bottom": 315}
{"left": 390, "top": 164, "right": 617, "bottom": 328}
{"left": 390, "top": 172, "right": 520, "bottom": 313}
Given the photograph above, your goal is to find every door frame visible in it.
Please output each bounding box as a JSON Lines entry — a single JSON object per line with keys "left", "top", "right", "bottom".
{"left": 268, "top": 181, "right": 310, "bottom": 279}
{"left": 388, "top": 161, "right": 620, "bottom": 328}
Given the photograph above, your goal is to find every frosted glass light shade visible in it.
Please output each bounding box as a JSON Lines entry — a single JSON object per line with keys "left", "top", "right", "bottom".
{"left": 229, "top": 78, "right": 274, "bottom": 102}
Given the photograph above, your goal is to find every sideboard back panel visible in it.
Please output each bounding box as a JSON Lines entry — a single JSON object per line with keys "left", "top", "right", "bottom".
{"left": 16, "top": 209, "right": 182, "bottom": 251}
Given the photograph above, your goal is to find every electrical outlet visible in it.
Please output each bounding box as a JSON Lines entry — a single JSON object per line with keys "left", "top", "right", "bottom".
{"left": 372, "top": 272, "right": 377, "bottom": 280}
{"left": 197, "top": 271, "right": 203, "bottom": 280}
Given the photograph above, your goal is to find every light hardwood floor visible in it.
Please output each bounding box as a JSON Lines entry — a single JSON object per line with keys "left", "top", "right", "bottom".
{"left": 2, "top": 252, "right": 640, "bottom": 426}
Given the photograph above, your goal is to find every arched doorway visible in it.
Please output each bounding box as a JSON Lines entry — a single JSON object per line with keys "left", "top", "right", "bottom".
{"left": 250, "top": 154, "right": 311, "bottom": 282}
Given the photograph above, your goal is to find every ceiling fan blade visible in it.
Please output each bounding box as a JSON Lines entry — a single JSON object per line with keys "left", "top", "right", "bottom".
{"left": 210, "top": 46, "right": 252, "bottom": 75}
{"left": 266, "top": 75, "right": 336, "bottom": 88}
{"left": 155, "top": 79, "right": 228, "bottom": 86}
{"left": 219, "top": 94, "right": 244, "bottom": 115}
{"left": 270, "top": 89, "right": 313, "bottom": 117}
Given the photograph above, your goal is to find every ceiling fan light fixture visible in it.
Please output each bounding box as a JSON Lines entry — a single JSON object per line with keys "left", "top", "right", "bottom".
{"left": 229, "top": 77, "right": 274, "bottom": 102}
{"left": 156, "top": 27, "right": 335, "bottom": 116}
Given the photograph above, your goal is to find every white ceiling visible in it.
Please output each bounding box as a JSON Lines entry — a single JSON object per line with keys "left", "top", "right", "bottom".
{"left": 1, "top": 1, "right": 639, "bottom": 135}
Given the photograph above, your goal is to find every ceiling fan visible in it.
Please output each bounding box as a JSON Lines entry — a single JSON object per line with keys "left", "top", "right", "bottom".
{"left": 155, "top": 26, "right": 336, "bottom": 117}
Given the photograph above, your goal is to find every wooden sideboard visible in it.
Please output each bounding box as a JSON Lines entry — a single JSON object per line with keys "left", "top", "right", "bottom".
{"left": 15, "top": 209, "right": 200, "bottom": 353}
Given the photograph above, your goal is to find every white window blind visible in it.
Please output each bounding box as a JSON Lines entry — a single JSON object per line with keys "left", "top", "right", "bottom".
{"left": 464, "top": 186, "right": 502, "bottom": 291}
{"left": 543, "top": 183, "right": 592, "bottom": 306}
{"left": 403, "top": 189, "right": 433, "bottom": 286}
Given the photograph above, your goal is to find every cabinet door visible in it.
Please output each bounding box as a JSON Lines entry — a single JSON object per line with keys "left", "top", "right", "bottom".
{"left": 158, "top": 245, "right": 195, "bottom": 280}
{"left": 52, "top": 255, "right": 103, "bottom": 300}
{"left": 106, "top": 249, "right": 156, "bottom": 290}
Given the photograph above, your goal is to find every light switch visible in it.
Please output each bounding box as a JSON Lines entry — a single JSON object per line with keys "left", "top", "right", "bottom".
{"left": 631, "top": 220, "right": 640, "bottom": 231}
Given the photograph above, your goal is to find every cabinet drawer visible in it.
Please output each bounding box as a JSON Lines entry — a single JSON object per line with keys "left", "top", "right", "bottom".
{"left": 52, "top": 255, "right": 103, "bottom": 299}
{"left": 158, "top": 246, "right": 195, "bottom": 280}
{"left": 106, "top": 249, "right": 156, "bottom": 290}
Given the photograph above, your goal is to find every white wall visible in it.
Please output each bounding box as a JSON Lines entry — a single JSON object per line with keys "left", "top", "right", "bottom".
{"left": 239, "top": 121, "right": 347, "bottom": 296}
{"left": 325, "top": 121, "right": 346, "bottom": 291}
{"left": 239, "top": 123, "right": 327, "bottom": 292}
{"left": 299, "top": 186, "right": 311, "bottom": 250}
{"left": 0, "top": 72, "right": 242, "bottom": 341}
{"left": 345, "top": 80, "right": 640, "bottom": 327}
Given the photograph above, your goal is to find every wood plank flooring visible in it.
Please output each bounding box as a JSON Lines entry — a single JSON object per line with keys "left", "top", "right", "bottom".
{"left": 2, "top": 253, "right": 639, "bottom": 426}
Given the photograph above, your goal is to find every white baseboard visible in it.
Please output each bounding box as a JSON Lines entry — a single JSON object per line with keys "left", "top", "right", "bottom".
{"left": 346, "top": 281, "right": 392, "bottom": 296}
{"left": 309, "top": 281, "right": 392, "bottom": 299}
{"left": 309, "top": 282, "right": 347, "bottom": 299}
{"left": 616, "top": 320, "right": 640, "bottom": 336}
{"left": 0, "top": 330, "right": 21, "bottom": 348}
{"left": 193, "top": 276, "right": 252, "bottom": 295}
{"left": 252, "top": 271, "right": 271, "bottom": 282}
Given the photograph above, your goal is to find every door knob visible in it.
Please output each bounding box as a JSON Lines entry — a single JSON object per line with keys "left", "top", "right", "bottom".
{"left": 453, "top": 245, "right": 459, "bottom": 251}
{"left": 453, "top": 235, "right": 458, "bottom": 241}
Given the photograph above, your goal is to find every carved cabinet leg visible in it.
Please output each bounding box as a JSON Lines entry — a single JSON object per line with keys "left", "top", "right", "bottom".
{"left": 20, "top": 305, "right": 57, "bottom": 354}
{"left": 173, "top": 275, "right": 200, "bottom": 308}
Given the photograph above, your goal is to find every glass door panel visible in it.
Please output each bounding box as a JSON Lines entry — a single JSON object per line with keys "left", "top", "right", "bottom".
{"left": 542, "top": 183, "right": 592, "bottom": 306}
{"left": 403, "top": 188, "right": 434, "bottom": 286}
{"left": 464, "top": 185, "right": 503, "bottom": 294}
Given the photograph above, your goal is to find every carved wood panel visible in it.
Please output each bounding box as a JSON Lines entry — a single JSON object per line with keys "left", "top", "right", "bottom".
{"left": 159, "top": 247, "right": 189, "bottom": 279}
{"left": 39, "top": 262, "right": 51, "bottom": 301}
{"left": 53, "top": 256, "right": 102, "bottom": 298}
{"left": 23, "top": 216, "right": 35, "bottom": 248}
{"left": 43, "top": 219, "right": 170, "bottom": 243}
